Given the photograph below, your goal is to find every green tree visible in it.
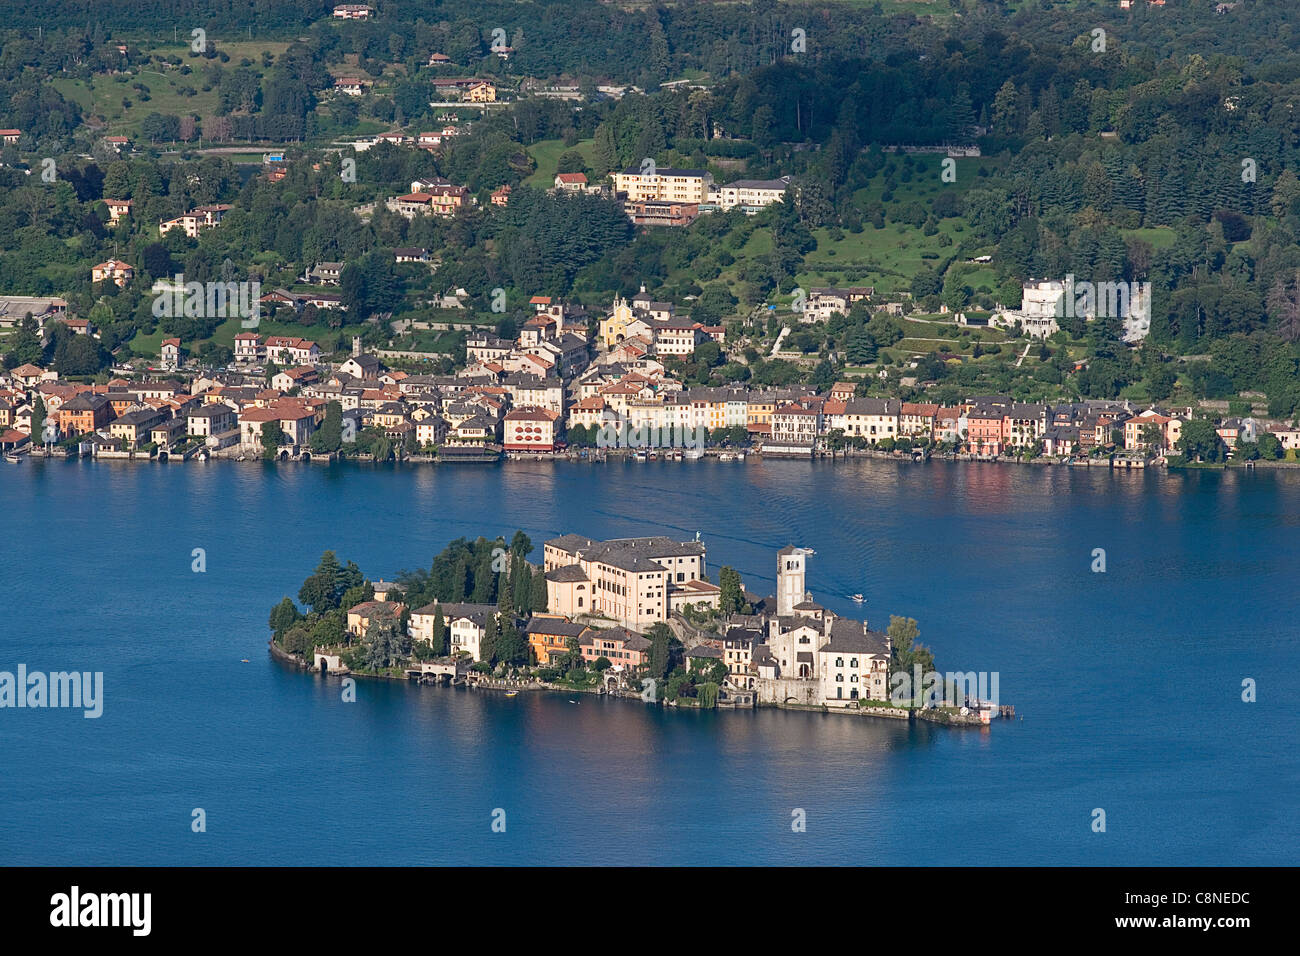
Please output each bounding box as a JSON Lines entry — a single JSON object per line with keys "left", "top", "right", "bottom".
{"left": 431, "top": 605, "right": 447, "bottom": 656}
{"left": 260, "top": 419, "right": 281, "bottom": 460}
{"left": 718, "top": 566, "right": 743, "bottom": 615}
{"left": 31, "top": 396, "right": 46, "bottom": 443}
{"left": 299, "top": 551, "right": 343, "bottom": 614}
{"left": 887, "top": 615, "right": 935, "bottom": 705}
{"left": 310, "top": 401, "right": 344, "bottom": 453}
{"left": 268, "top": 596, "right": 301, "bottom": 639}
{"left": 648, "top": 622, "right": 673, "bottom": 681}
{"left": 1176, "top": 419, "right": 1226, "bottom": 463}
{"left": 530, "top": 567, "right": 548, "bottom": 612}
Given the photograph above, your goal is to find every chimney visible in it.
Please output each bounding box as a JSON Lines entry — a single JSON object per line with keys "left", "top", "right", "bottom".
{"left": 352, "top": 335, "right": 361, "bottom": 357}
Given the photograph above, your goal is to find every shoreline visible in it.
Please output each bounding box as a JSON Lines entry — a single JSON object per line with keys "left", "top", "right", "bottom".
{"left": 268, "top": 640, "right": 1003, "bottom": 727}
{"left": 14, "top": 444, "right": 1300, "bottom": 472}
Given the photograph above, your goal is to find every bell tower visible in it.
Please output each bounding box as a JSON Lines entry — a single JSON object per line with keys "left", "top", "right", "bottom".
{"left": 777, "top": 547, "right": 812, "bottom": 617}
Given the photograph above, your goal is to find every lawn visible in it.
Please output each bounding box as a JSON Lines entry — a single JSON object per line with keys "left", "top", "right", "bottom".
{"left": 129, "top": 316, "right": 349, "bottom": 357}
{"left": 524, "top": 138, "right": 598, "bottom": 189}
{"left": 1121, "top": 227, "right": 1177, "bottom": 250}
{"left": 51, "top": 41, "right": 291, "bottom": 139}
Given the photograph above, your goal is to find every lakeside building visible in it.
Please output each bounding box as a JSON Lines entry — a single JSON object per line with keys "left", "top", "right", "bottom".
{"left": 730, "top": 547, "right": 891, "bottom": 707}
{"left": 542, "top": 534, "right": 711, "bottom": 630}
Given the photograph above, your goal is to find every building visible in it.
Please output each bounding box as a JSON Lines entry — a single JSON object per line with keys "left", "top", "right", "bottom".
{"left": 466, "top": 81, "right": 497, "bottom": 103}
{"left": 0, "top": 296, "right": 67, "bottom": 330}
{"left": 160, "top": 338, "right": 182, "bottom": 369}
{"left": 108, "top": 407, "right": 164, "bottom": 448}
{"left": 409, "top": 602, "right": 499, "bottom": 661}
{"left": 803, "top": 287, "right": 874, "bottom": 323}
{"left": 580, "top": 627, "right": 651, "bottom": 670}
{"left": 0, "top": 129, "right": 20, "bottom": 146}
{"left": 159, "top": 204, "right": 232, "bottom": 238}
{"left": 186, "top": 403, "right": 236, "bottom": 437}
{"left": 710, "top": 176, "right": 791, "bottom": 214}
{"left": 553, "top": 172, "right": 588, "bottom": 193}
{"left": 233, "top": 332, "right": 264, "bottom": 363}
{"left": 768, "top": 404, "right": 821, "bottom": 455}
{"left": 524, "top": 615, "right": 590, "bottom": 666}
{"left": 92, "top": 259, "right": 134, "bottom": 288}
{"left": 264, "top": 336, "right": 321, "bottom": 366}
{"left": 58, "top": 393, "right": 114, "bottom": 435}
{"left": 614, "top": 167, "right": 712, "bottom": 204}
{"left": 742, "top": 548, "right": 891, "bottom": 707}
{"left": 346, "top": 600, "right": 407, "bottom": 639}
{"left": 332, "top": 5, "right": 373, "bottom": 19}
{"left": 1124, "top": 409, "right": 1182, "bottom": 452}
{"left": 104, "top": 199, "right": 132, "bottom": 223}
{"left": 627, "top": 199, "right": 699, "bottom": 228}
{"left": 503, "top": 408, "right": 561, "bottom": 453}
{"left": 386, "top": 185, "right": 468, "bottom": 219}
{"left": 543, "top": 534, "right": 707, "bottom": 630}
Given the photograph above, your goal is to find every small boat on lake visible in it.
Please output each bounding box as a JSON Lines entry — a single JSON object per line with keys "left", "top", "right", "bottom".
{"left": 851, "top": 593, "right": 865, "bottom": 603}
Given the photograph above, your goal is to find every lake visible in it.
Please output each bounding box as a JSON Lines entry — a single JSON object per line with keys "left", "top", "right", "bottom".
{"left": 1, "top": 456, "right": 1296, "bottom": 864}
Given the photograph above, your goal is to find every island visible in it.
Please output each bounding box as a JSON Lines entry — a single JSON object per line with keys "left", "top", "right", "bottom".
{"left": 267, "top": 530, "right": 1008, "bottom": 725}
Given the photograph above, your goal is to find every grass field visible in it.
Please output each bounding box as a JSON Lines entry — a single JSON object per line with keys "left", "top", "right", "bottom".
{"left": 524, "top": 138, "right": 599, "bottom": 188}
{"left": 129, "top": 316, "right": 345, "bottom": 357}
{"left": 51, "top": 41, "right": 291, "bottom": 138}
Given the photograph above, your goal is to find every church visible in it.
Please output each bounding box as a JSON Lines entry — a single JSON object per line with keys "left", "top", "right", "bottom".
{"left": 725, "top": 547, "right": 892, "bottom": 708}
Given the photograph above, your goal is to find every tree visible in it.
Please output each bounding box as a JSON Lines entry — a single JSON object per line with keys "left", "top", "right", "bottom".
{"left": 1176, "top": 418, "right": 1226, "bottom": 463}
{"left": 310, "top": 401, "right": 344, "bottom": 453}
{"left": 431, "top": 605, "right": 447, "bottom": 656}
{"left": 496, "top": 620, "right": 528, "bottom": 666}
{"left": 362, "top": 616, "right": 406, "bottom": 671}
{"left": 260, "top": 420, "right": 281, "bottom": 460}
{"left": 718, "top": 566, "right": 743, "bottom": 615}
{"left": 298, "top": 551, "right": 343, "bottom": 614}
{"left": 480, "top": 612, "right": 502, "bottom": 665}
{"left": 887, "top": 615, "right": 934, "bottom": 705}
{"left": 1258, "top": 432, "right": 1284, "bottom": 460}
{"left": 31, "top": 396, "right": 46, "bottom": 443}
{"left": 1140, "top": 422, "right": 1165, "bottom": 453}
{"left": 697, "top": 681, "right": 719, "bottom": 709}
{"left": 648, "top": 622, "right": 673, "bottom": 681}
{"left": 268, "top": 597, "right": 300, "bottom": 638}
{"left": 530, "top": 567, "right": 548, "bottom": 612}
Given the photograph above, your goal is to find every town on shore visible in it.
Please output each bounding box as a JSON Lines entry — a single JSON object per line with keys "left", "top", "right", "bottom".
{"left": 3, "top": 286, "right": 1296, "bottom": 467}
{"left": 269, "top": 531, "right": 1001, "bottom": 724}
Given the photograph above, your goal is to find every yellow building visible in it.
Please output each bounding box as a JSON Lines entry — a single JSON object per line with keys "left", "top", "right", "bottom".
{"left": 612, "top": 166, "right": 712, "bottom": 204}
{"left": 600, "top": 296, "right": 637, "bottom": 348}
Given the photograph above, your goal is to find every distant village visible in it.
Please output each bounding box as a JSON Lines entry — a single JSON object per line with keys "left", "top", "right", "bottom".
{"left": 3, "top": 278, "right": 1298, "bottom": 464}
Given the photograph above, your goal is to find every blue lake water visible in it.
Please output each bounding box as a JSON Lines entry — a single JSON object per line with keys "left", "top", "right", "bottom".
{"left": 1, "top": 456, "right": 1297, "bottom": 865}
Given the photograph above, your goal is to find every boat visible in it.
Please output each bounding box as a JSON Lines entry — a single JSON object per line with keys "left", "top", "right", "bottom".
{"left": 4, "top": 452, "right": 21, "bottom": 463}
{"left": 240, "top": 659, "right": 250, "bottom": 663}
{"left": 851, "top": 593, "right": 864, "bottom": 603}
{"left": 504, "top": 690, "right": 518, "bottom": 697}
{"left": 718, "top": 453, "right": 734, "bottom": 461}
